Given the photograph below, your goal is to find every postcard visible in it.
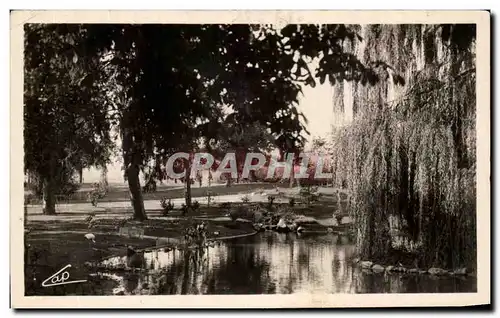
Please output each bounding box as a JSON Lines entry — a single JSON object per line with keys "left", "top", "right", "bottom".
{"left": 10, "top": 10, "right": 490, "bottom": 308}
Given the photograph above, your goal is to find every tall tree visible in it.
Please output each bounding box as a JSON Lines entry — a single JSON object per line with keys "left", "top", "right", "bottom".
{"left": 82, "top": 24, "right": 400, "bottom": 220}
{"left": 24, "top": 24, "right": 114, "bottom": 214}
{"left": 205, "top": 119, "right": 275, "bottom": 185}
{"left": 331, "top": 24, "right": 476, "bottom": 268}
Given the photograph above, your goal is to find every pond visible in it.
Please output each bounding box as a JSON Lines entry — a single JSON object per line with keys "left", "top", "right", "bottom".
{"left": 85, "top": 232, "right": 476, "bottom": 295}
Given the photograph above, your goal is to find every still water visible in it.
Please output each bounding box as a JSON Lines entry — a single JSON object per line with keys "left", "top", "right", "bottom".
{"left": 94, "top": 232, "right": 476, "bottom": 295}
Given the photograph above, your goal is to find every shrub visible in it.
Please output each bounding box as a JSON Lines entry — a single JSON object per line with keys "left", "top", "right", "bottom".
{"left": 267, "top": 195, "right": 276, "bottom": 206}
{"left": 220, "top": 202, "right": 231, "bottom": 209}
{"left": 88, "top": 182, "right": 107, "bottom": 207}
{"left": 334, "top": 213, "right": 343, "bottom": 225}
{"left": 26, "top": 167, "right": 82, "bottom": 201}
{"left": 228, "top": 207, "right": 241, "bottom": 222}
{"left": 228, "top": 206, "right": 254, "bottom": 222}
{"left": 142, "top": 180, "right": 157, "bottom": 193}
{"left": 181, "top": 203, "right": 190, "bottom": 216}
{"left": 289, "top": 197, "right": 296, "bottom": 207}
{"left": 192, "top": 200, "right": 200, "bottom": 210}
{"left": 299, "top": 186, "right": 320, "bottom": 207}
{"left": 250, "top": 205, "right": 266, "bottom": 223}
{"left": 241, "top": 195, "right": 250, "bottom": 203}
{"left": 160, "top": 198, "right": 174, "bottom": 216}
{"left": 58, "top": 180, "right": 81, "bottom": 197}
{"left": 26, "top": 181, "right": 43, "bottom": 198}
{"left": 183, "top": 222, "right": 207, "bottom": 247}
{"left": 206, "top": 191, "right": 215, "bottom": 207}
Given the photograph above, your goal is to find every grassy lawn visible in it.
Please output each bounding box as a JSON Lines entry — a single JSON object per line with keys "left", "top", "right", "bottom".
{"left": 25, "top": 182, "right": 350, "bottom": 205}
{"left": 25, "top": 232, "right": 158, "bottom": 296}
{"left": 25, "top": 182, "right": 282, "bottom": 204}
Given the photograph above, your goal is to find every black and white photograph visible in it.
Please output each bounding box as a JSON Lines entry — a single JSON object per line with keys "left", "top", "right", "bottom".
{"left": 10, "top": 10, "right": 490, "bottom": 308}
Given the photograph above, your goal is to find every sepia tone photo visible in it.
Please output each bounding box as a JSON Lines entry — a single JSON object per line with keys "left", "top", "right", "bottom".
{"left": 11, "top": 10, "right": 490, "bottom": 308}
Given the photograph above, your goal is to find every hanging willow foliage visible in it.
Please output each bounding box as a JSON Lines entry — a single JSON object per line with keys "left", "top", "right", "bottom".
{"left": 331, "top": 24, "right": 476, "bottom": 270}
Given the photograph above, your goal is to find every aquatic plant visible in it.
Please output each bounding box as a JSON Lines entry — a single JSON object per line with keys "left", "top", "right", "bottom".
{"left": 183, "top": 222, "right": 208, "bottom": 248}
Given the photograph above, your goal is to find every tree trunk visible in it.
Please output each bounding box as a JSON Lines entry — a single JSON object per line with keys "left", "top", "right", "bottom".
{"left": 100, "top": 165, "right": 108, "bottom": 187}
{"left": 249, "top": 170, "right": 256, "bottom": 182}
{"left": 36, "top": 177, "right": 43, "bottom": 198}
{"left": 197, "top": 171, "right": 202, "bottom": 187}
{"left": 184, "top": 161, "right": 192, "bottom": 207}
{"left": 121, "top": 123, "right": 147, "bottom": 221}
{"left": 42, "top": 156, "right": 57, "bottom": 215}
{"left": 127, "top": 164, "right": 147, "bottom": 221}
{"left": 185, "top": 180, "right": 192, "bottom": 207}
{"left": 42, "top": 176, "right": 56, "bottom": 215}
{"left": 181, "top": 253, "right": 190, "bottom": 294}
{"left": 78, "top": 167, "right": 83, "bottom": 184}
{"left": 24, "top": 203, "right": 28, "bottom": 223}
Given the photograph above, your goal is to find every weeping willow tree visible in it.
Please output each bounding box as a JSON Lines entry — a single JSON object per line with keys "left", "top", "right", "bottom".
{"left": 331, "top": 24, "right": 476, "bottom": 270}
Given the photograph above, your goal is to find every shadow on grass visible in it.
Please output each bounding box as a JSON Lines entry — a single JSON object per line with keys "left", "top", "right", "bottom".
{"left": 24, "top": 232, "right": 157, "bottom": 296}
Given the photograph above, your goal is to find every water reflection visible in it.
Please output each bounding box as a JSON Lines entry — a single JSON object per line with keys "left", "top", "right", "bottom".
{"left": 97, "top": 232, "right": 476, "bottom": 295}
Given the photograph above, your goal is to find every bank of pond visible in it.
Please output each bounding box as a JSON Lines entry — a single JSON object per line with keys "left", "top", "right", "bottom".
{"left": 26, "top": 230, "right": 476, "bottom": 296}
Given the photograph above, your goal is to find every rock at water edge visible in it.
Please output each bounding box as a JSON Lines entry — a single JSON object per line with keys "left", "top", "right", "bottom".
{"left": 277, "top": 218, "right": 287, "bottom": 229}
{"left": 360, "top": 261, "right": 373, "bottom": 269}
{"left": 428, "top": 267, "right": 449, "bottom": 276}
{"left": 372, "top": 264, "right": 385, "bottom": 273}
{"left": 453, "top": 268, "right": 468, "bottom": 276}
{"left": 393, "top": 266, "right": 407, "bottom": 273}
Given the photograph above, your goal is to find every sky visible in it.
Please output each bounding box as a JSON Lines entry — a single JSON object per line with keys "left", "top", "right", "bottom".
{"left": 298, "top": 82, "right": 336, "bottom": 144}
